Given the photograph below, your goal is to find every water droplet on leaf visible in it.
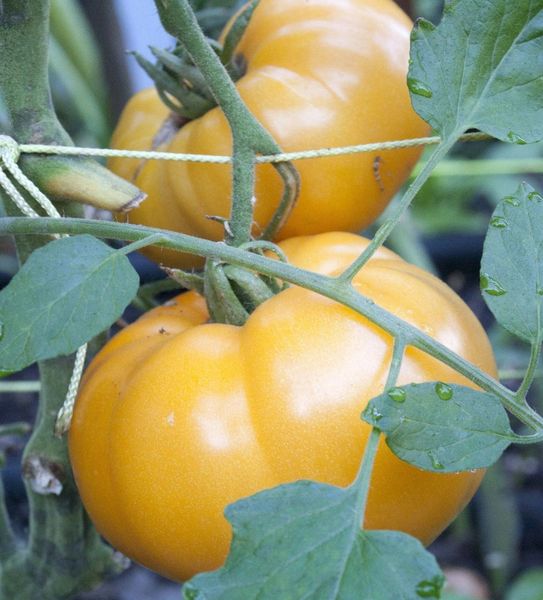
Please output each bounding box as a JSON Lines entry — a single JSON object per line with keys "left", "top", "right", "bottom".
{"left": 507, "top": 131, "right": 527, "bottom": 145}
{"left": 417, "top": 19, "right": 436, "bottom": 32}
{"left": 416, "top": 575, "right": 445, "bottom": 598}
{"left": 428, "top": 451, "right": 444, "bottom": 470}
{"left": 407, "top": 77, "right": 433, "bottom": 98}
{"left": 367, "top": 405, "right": 383, "bottom": 422}
{"left": 435, "top": 382, "right": 453, "bottom": 400}
{"left": 490, "top": 216, "right": 508, "bottom": 229}
{"left": 388, "top": 387, "right": 407, "bottom": 403}
{"left": 480, "top": 273, "right": 506, "bottom": 296}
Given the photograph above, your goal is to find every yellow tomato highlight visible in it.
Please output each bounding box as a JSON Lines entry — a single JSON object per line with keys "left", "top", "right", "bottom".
{"left": 109, "top": 0, "right": 430, "bottom": 268}
{"left": 69, "top": 232, "right": 496, "bottom": 582}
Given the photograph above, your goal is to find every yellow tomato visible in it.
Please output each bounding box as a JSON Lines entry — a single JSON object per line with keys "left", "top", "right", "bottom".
{"left": 69, "top": 232, "right": 496, "bottom": 581}
{"left": 109, "top": 0, "right": 429, "bottom": 268}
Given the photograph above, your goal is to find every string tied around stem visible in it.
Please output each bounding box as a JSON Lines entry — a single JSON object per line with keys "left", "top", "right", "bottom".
{"left": 0, "top": 134, "right": 86, "bottom": 435}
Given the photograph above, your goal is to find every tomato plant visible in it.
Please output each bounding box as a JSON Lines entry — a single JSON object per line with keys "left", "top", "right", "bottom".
{"left": 108, "top": 0, "right": 429, "bottom": 268}
{"left": 69, "top": 232, "right": 496, "bottom": 581}
{"left": 1, "top": 0, "right": 543, "bottom": 598}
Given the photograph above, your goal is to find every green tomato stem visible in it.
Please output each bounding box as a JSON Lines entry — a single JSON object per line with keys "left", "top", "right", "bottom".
{"left": 0, "top": 0, "right": 131, "bottom": 595}
{"left": 338, "top": 140, "right": 453, "bottom": 283}
{"left": 153, "top": 0, "right": 300, "bottom": 247}
{"left": 4, "top": 215, "right": 543, "bottom": 437}
{"left": 413, "top": 157, "right": 543, "bottom": 179}
{"left": 352, "top": 337, "right": 406, "bottom": 527}
{"left": 352, "top": 428, "right": 381, "bottom": 528}
{"left": 516, "top": 335, "right": 543, "bottom": 402}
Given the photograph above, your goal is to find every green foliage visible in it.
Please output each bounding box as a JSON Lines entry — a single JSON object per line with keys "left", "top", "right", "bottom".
{"left": 0, "top": 235, "right": 139, "bottom": 375}
{"left": 184, "top": 480, "right": 443, "bottom": 600}
{"left": 506, "top": 569, "right": 543, "bottom": 600}
{"left": 408, "top": 0, "right": 543, "bottom": 142}
{"left": 481, "top": 182, "right": 543, "bottom": 344}
{"left": 363, "top": 383, "right": 512, "bottom": 472}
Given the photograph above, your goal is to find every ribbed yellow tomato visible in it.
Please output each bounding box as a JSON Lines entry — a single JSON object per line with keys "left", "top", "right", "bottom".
{"left": 108, "top": 0, "right": 429, "bottom": 268}
{"left": 69, "top": 232, "right": 496, "bottom": 582}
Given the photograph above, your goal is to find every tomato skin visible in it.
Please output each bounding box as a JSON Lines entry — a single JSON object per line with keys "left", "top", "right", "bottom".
{"left": 69, "top": 232, "right": 496, "bottom": 582}
{"left": 109, "top": 0, "right": 429, "bottom": 268}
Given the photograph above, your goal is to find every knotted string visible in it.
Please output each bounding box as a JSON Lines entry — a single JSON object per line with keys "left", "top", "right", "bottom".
{"left": 0, "top": 135, "right": 86, "bottom": 435}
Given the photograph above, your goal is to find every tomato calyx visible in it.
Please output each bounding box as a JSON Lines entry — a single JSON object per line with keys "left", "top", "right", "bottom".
{"left": 202, "top": 237, "right": 288, "bottom": 325}
{"left": 133, "top": 1, "right": 258, "bottom": 123}
{"left": 203, "top": 260, "right": 277, "bottom": 325}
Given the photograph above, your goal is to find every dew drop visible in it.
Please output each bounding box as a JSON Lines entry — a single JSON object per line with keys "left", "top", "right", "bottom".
{"left": 416, "top": 575, "right": 445, "bottom": 598}
{"left": 388, "top": 387, "right": 407, "bottom": 403}
{"left": 428, "top": 451, "right": 444, "bottom": 470}
{"left": 490, "top": 216, "right": 508, "bottom": 229}
{"left": 528, "top": 191, "right": 543, "bottom": 202}
{"left": 480, "top": 273, "right": 507, "bottom": 296}
{"left": 503, "top": 195, "right": 520, "bottom": 207}
{"left": 435, "top": 382, "right": 453, "bottom": 400}
{"left": 507, "top": 131, "right": 527, "bottom": 145}
{"left": 418, "top": 19, "right": 436, "bottom": 32}
{"left": 407, "top": 77, "right": 433, "bottom": 98}
{"left": 367, "top": 405, "right": 383, "bottom": 422}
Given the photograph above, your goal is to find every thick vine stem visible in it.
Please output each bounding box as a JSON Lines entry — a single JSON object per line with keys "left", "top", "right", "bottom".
{"left": 338, "top": 141, "right": 453, "bottom": 283}
{"left": 0, "top": 2, "right": 143, "bottom": 212}
{"left": 0, "top": 0, "right": 131, "bottom": 596}
{"left": 5, "top": 215, "right": 543, "bottom": 440}
{"left": 153, "top": 0, "right": 300, "bottom": 247}
{"left": 0, "top": 358, "right": 125, "bottom": 599}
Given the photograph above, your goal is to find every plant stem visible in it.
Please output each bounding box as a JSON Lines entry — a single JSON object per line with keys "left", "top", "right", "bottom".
{"left": 516, "top": 336, "right": 543, "bottom": 401}
{"left": 339, "top": 141, "right": 452, "bottom": 282}
{"left": 153, "top": 0, "right": 299, "bottom": 246}
{"left": 0, "top": 422, "right": 31, "bottom": 437}
{"left": 0, "top": 479, "right": 16, "bottom": 563}
{"left": 413, "top": 157, "right": 543, "bottom": 179}
{"left": 0, "top": 381, "right": 41, "bottom": 393}
{"left": 352, "top": 429, "right": 381, "bottom": 526}
{"left": 0, "top": 2, "right": 141, "bottom": 212}
{"left": 0, "top": 0, "right": 128, "bottom": 595}
{"left": 5, "top": 215, "right": 543, "bottom": 437}
{"left": 352, "top": 338, "right": 406, "bottom": 525}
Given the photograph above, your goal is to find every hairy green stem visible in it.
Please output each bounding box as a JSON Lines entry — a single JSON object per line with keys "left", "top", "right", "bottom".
{"left": 339, "top": 141, "right": 452, "bottom": 282}
{"left": 153, "top": 0, "right": 299, "bottom": 246}
{"left": 352, "top": 337, "right": 406, "bottom": 526}
{"left": 0, "top": 358, "right": 123, "bottom": 599}
{"left": 516, "top": 336, "right": 543, "bottom": 402}
{"left": 384, "top": 337, "right": 406, "bottom": 391}
{"left": 353, "top": 429, "right": 381, "bottom": 527}
{"left": 0, "top": 0, "right": 129, "bottom": 595}
{"left": 4, "top": 215, "right": 543, "bottom": 438}
{"left": 0, "top": 2, "right": 141, "bottom": 212}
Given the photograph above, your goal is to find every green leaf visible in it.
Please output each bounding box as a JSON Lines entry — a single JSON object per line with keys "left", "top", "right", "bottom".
{"left": 506, "top": 569, "right": 543, "bottom": 600}
{"left": 183, "top": 481, "right": 443, "bottom": 600}
{"left": 0, "top": 235, "right": 139, "bottom": 374}
{"left": 362, "top": 383, "right": 512, "bottom": 472}
{"left": 408, "top": 0, "right": 543, "bottom": 142}
{"left": 221, "top": 0, "right": 259, "bottom": 65}
{"left": 480, "top": 183, "right": 543, "bottom": 343}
